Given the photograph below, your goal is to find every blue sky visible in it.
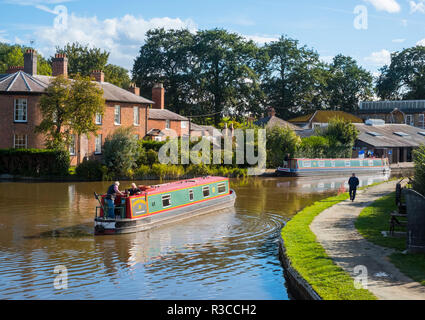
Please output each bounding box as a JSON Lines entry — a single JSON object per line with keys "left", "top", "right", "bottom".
{"left": 0, "top": 0, "right": 424, "bottom": 74}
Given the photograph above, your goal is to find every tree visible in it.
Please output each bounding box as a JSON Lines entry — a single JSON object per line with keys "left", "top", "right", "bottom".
{"left": 324, "top": 116, "right": 359, "bottom": 146}
{"left": 132, "top": 28, "right": 196, "bottom": 114}
{"left": 0, "top": 42, "right": 51, "bottom": 75}
{"left": 325, "top": 55, "right": 373, "bottom": 112}
{"left": 104, "top": 64, "right": 131, "bottom": 89}
{"left": 55, "top": 42, "right": 109, "bottom": 77}
{"left": 376, "top": 46, "right": 425, "bottom": 100}
{"left": 412, "top": 145, "right": 425, "bottom": 196}
{"left": 35, "top": 75, "right": 105, "bottom": 153}
{"left": 266, "top": 125, "right": 301, "bottom": 168}
{"left": 103, "top": 127, "right": 140, "bottom": 178}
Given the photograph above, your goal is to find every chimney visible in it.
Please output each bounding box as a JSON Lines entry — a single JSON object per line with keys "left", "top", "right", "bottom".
{"left": 6, "top": 66, "right": 24, "bottom": 74}
{"left": 91, "top": 70, "right": 104, "bottom": 82}
{"left": 152, "top": 83, "right": 165, "bottom": 109}
{"left": 52, "top": 53, "right": 68, "bottom": 78}
{"left": 24, "top": 49, "right": 37, "bottom": 75}
{"left": 128, "top": 83, "right": 140, "bottom": 96}
{"left": 267, "top": 107, "right": 276, "bottom": 117}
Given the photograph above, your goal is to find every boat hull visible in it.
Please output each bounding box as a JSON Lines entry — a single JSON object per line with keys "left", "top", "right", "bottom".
{"left": 94, "top": 189, "right": 236, "bottom": 235}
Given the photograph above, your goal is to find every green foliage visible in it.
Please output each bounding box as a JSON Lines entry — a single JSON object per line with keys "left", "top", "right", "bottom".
{"left": 297, "top": 136, "right": 330, "bottom": 158}
{"left": 35, "top": 75, "right": 105, "bottom": 150}
{"left": 145, "top": 149, "right": 159, "bottom": 166}
{"left": 324, "top": 116, "right": 359, "bottom": 146}
{"left": 376, "top": 46, "right": 425, "bottom": 100}
{"left": 104, "top": 64, "right": 131, "bottom": 89}
{"left": 55, "top": 42, "right": 109, "bottom": 77}
{"left": 266, "top": 125, "right": 301, "bottom": 167}
{"left": 0, "top": 43, "right": 51, "bottom": 75}
{"left": 103, "top": 127, "right": 140, "bottom": 178}
{"left": 413, "top": 145, "right": 425, "bottom": 196}
{"left": 75, "top": 159, "right": 104, "bottom": 180}
{"left": 0, "top": 148, "right": 69, "bottom": 176}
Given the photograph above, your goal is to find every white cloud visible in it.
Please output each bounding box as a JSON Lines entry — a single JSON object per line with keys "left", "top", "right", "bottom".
{"left": 0, "top": 30, "right": 11, "bottom": 43}
{"left": 244, "top": 34, "right": 279, "bottom": 44}
{"left": 392, "top": 38, "right": 406, "bottom": 43}
{"left": 364, "top": 49, "right": 392, "bottom": 66}
{"left": 409, "top": 1, "right": 425, "bottom": 13}
{"left": 364, "top": 0, "right": 401, "bottom": 13}
{"left": 33, "top": 13, "right": 197, "bottom": 70}
{"left": 417, "top": 38, "right": 425, "bottom": 46}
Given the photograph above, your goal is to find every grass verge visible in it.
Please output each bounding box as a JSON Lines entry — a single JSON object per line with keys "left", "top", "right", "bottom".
{"left": 281, "top": 192, "right": 377, "bottom": 300}
{"left": 356, "top": 193, "right": 425, "bottom": 286}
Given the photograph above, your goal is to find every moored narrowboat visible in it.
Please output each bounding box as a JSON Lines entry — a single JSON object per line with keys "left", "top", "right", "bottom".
{"left": 94, "top": 176, "right": 236, "bottom": 235}
{"left": 276, "top": 158, "right": 390, "bottom": 177}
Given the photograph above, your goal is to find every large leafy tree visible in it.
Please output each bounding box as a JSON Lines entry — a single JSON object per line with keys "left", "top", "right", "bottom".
{"left": 0, "top": 42, "right": 51, "bottom": 75}
{"left": 132, "top": 28, "right": 196, "bottom": 114}
{"left": 376, "top": 46, "right": 425, "bottom": 100}
{"left": 104, "top": 64, "right": 131, "bottom": 89}
{"left": 325, "top": 55, "right": 373, "bottom": 112}
{"left": 35, "top": 75, "right": 105, "bottom": 153}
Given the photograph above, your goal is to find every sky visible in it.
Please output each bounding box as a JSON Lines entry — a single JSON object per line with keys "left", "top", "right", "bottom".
{"left": 0, "top": 0, "right": 424, "bottom": 75}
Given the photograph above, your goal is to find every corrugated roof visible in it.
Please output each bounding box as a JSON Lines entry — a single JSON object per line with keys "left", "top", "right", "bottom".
{"left": 355, "top": 123, "right": 425, "bottom": 147}
{"left": 0, "top": 71, "right": 154, "bottom": 104}
{"left": 148, "top": 108, "right": 189, "bottom": 121}
{"left": 289, "top": 111, "right": 363, "bottom": 124}
{"left": 254, "top": 115, "right": 301, "bottom": 130}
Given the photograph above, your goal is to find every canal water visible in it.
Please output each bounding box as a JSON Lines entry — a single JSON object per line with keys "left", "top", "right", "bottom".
{"left": 0, "top": 174, "right": 391, "bottom": 299}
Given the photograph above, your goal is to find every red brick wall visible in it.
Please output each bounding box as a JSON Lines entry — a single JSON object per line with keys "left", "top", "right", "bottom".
{"left": 147, "top": 118, "right": 189, "bottom": 139}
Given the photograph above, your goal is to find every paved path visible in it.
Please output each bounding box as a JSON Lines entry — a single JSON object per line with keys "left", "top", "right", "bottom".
{"left": 310, "top": 181, "right": 425, "bottom": 300}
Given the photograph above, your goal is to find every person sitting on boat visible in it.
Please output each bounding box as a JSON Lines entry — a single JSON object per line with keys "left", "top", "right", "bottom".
{"left": 348, "top": 173, "right": 360, "bottom": 202}
{"left": 105, "top": 181, "right": 124, "bottom": 218}
{"left": 128, "top": 183, "right": 141, "bottom": 196}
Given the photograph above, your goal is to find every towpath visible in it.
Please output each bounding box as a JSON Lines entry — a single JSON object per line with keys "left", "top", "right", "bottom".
{"left": 310, "top": 180, "right": 425, "bottom": 300}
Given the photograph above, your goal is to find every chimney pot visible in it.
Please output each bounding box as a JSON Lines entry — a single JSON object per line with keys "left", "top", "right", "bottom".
{"left": 91, "top": 70, "right": 104, "bottom": 82}
{"left": 6, "top": 66, "right": 24, "bottom": 74}
{"left": 152, "top": 83, "right": 165, "bottom": 109}
{"left": 52, "top": 53, "right": 68, "bottom": 78}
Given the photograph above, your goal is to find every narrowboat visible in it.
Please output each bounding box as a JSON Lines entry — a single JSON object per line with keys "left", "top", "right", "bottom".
{"left": 276, "top": 158, "right": 390, "bottom": 177}
{"left": 94, "top": 176, "right": 236, "bottom": 235}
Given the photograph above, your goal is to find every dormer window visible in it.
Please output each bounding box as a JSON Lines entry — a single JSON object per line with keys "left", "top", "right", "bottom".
{"left": 14, "top": 99, "right": 27, "bottom": 122}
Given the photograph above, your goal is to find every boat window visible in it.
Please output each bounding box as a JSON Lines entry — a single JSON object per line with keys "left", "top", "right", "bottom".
{"left": 217, "top": 183, "right": 226, "bottom": 193}
{"left": 303, "top": 161, "right": 311, "bottom": 168}
{"left": 359, "top": 160, "right": 363, "bottom": 166}
{"left": 162, "top": 195, "right": 171, "bottom": 207}
{"left": 189, "top": 190, "right": 194, "bottom": 201}
{"left": 331, "top": 160, "right": 336, "bottom": 167}
{"left": 369, "top": 160, "right": 374, "bottom": 166}
{"left": 202, "top": 186, "right": 210, "bottom": 197}
{"left": 345, "top": 160, "right": 351, "bottom": 167}
{"left": 318, "top": 161, "right": 325, "bottom": 168}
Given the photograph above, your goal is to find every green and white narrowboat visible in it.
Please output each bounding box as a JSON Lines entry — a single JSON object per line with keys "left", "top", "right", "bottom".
{"left": 94, "top": 176, "right": 236, "bottom": 235}
{"left": 276, "top": 158, "right": 390, "bottom": 177}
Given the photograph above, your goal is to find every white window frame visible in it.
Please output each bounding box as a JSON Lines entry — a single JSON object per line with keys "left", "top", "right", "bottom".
{"left": 318, "top": 161, "right": 325, "bottom": 168}
{"left": 133, "top": 106, "right": 139, "bottom": 126}
{"left": 165, "top": 119, "right": 170, "bottom": 129}
{"left": 14, "top": 99, "right": 27, "bottom": 123}
{"left": 181, "top": 121, "right": 187, "bottom": 129}
{"left": 13, "top": 134, "right": 27, "bottom": 149}
{"left": 202, "top": 186, "right": 210, "bottom": 198}
{"left": 154, "top": 136, "right": 162, "bottom": 142}
{"left": 303, "top": 161, "right": 311, "bottom": 168}
{"left": 114, "top": 105, "right": 121, "bottom": 125}
{"left": 345, "top": 160, "right": 351, "bottom": 167}
{"left": 406, "top": 114, "right": 413, "bottom": 126}
{"left": 69, "top": 135, "right": 76, "bottom": 155}
{"left": 95, "top": 113, "right": 102, "bottom": 125}
{"left": 419, "top": 114, "right": 425, "bottom": 129}
{"left": 189, "top": 189, "right": 194, "bottom": 201}
{"left": 95, "top": 134, "right": 102, "bottom": 155}
{"left": 217, "top": 183, "right": 226, "bottom": 194}
{"left": 162, "top": 194, "right": 171, "bottom": 208}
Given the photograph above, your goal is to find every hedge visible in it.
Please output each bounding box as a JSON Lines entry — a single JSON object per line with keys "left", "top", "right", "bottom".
{"left": 0, "top": 148, "right": 70, "bottom": 177}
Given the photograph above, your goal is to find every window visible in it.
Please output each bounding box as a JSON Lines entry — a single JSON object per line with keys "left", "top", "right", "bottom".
{"left": 345, "top": 160, "right": 351, "bottom": 167}
{"left": 419, "top": 114, "right": 424, "bottom": 129}
{"left": 95, "top": 134, "right": 102, "bottom": 154}
{"left": 14, "top": 99, "right": 27, "bottom": 122}
{"left": 13, "top": 134, "right": 27, "bottom": 148}
{"left": 406, "top": 114, "right": 413, "bottom": 126}
{"left": 95, "top": 113, "right": 102, "bottom": 125}
{"left": 181, "top": 121, "right": 187, "bottom": 129}
{"left": 114, "top": 105, "right": 121, "bottom": 125}
{"left": 162, "top": 194, "right": 171, "bottom": 207}
{"left": 394, "top": 131, "right": 409, "bottom": 137}
{"left": 318, "top": 161, "right": 325, "bottom": 168}
{"left": 331, "top": 160, "right": 336, "bottom": 167}
{"left": 69, "top": 135, "right": 76, "bottom": 155}
{"left": 303, "top": 161, "right": 311, "bottom": 168}
{"left": 217, "top": 183, "right": 226, "bottom": 194}
{"left": 165, "top": 120, "right": 170, "bottom": 129}
{"left": 154, "top": 136, "right": 162, "bottom": 142}
{"left": 189, "top": 189, "right": 194, "bottom": 201}
{"left": 202, "top": 186, "right": 210, "bottom": 197}
{"left": 368, "top": 160, "right": 374, "bottom": 166}
{"left": 133, "top": 106, "right": 139, "bottom": 125}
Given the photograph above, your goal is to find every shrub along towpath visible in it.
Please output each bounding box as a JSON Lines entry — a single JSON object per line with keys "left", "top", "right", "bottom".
{"left": 310, "top": 181, "right": 425, "bottom": 300}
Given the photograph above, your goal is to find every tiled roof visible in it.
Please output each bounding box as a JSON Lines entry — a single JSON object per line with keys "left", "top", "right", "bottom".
{"left": 148, "top": 108, "right": 188, "bottom": 121}
{"left": 289, "top": 111, "right": 363, "bottom": 124}
{"left": 254, "top": 115, "right": 301, "bottom": 130}
{"left": 0, "top": 71, "right": 154, "bottom": 104}
{"left": 355, "top": 123, "right": 425, "bottom": 147}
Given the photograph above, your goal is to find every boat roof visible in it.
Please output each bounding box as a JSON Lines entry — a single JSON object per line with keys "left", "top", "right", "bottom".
{"left": 291, "top": 158, "right": 384, "bottom": 161}
{"left": 146, "top": 176, "right": 228, "bottom": 195}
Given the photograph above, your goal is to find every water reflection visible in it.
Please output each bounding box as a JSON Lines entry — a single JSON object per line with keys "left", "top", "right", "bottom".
{"left": 0, "top": 173, "right": 390, "bottom": 299}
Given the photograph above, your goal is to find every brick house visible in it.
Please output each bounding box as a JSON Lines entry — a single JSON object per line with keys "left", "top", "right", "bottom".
{"left": 0, "top": 49, "right": 154, "bottom": 165}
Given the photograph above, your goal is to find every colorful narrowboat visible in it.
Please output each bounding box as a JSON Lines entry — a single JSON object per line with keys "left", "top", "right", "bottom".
{"left": 276, "top": 158, "right": 390, "bottom": 177}
{"left": 94, "top": 176, "right": 236, "bottom": 235}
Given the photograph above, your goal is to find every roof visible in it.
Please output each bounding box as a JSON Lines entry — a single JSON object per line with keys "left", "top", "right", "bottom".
{"left": 288, "top": 110, "right": 363, "bottom": 124}
{"left": 0, "top": 71, "right": 154, "bottom": 104}
{"left": 359, "top": 100, "right": 425, "bottom": 113}
{"left": 148, "top": 108, "right": 189, "bottom": 121}
{"left": 189, "top": 123, "right": 221, "bottom": 134}
{"left": 254, "top": 115, "right": 300, "bottom": 130}
{"left": 354, "top": 123, "right": 425, "bottom": 148}
{"left": 146, "top": 176, "right": 227, "bottom": 195}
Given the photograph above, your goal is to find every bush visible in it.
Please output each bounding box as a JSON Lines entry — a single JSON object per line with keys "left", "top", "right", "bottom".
{"left": 135, "top": 165, "right": 151, "bottom": 179}
{"left": 0, "top": 148, "right": 70, "bottom": 177}
{"left": 146, "top": 149, "right": 159, "bottom": 166}
{"left": 75, "top": 159, "right": 103, "bottom": 180}
{"left": 186, "top": 164, "right": 211, "bottom": 177}
{"left": 266, "top": 125, "right": 301, "bottom": 168}
{"left": 413, "top": 145, "right": 425, "bottom": 196}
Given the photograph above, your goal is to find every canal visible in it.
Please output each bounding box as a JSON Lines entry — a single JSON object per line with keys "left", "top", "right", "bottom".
{"left": 0, "top": 174, "right": 391, "bottom": 299}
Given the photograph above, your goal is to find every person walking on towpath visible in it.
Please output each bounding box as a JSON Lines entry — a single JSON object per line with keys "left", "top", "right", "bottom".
{"left": 348, "top": 173, "right": 360, "bottom": 202}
